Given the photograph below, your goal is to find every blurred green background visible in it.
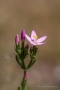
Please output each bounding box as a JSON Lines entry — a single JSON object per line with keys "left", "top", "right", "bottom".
{"left": 0, "top": 0, "right": 60, "bottom": 90}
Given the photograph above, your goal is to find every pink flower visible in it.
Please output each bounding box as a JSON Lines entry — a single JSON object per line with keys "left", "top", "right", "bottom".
{"left": 15, "top": 34, "right": 20, "bottom": 45}
{"left": 25, "top": 30, "right": 47, "bottom": 45}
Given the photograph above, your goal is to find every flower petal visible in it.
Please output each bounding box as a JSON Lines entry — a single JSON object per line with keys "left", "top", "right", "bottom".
{"left": 37, "top": 42, "right": 46, "bottom": 45}
{"left": 25, "top": 34, "right": 36, "bottom": 45}
{"left": 37, "top": 36, "right": 47, "bottom": 43}
{"left": 31, "top": 30, "right": 37, "bottom": 40}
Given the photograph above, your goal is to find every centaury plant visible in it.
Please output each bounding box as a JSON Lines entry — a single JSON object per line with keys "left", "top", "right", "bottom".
{"left": 14, "top": 30, "right": 47, "bottom": 90}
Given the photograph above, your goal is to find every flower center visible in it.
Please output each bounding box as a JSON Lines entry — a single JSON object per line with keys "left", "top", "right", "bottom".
{"left": 31, "top": 35, "right": 38, "bottom": 45}
{"left": 33, "top": 35, "right": 38, "bottom": 40}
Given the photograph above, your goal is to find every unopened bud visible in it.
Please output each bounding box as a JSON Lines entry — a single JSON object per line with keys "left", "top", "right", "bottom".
{"left": 15, "top": 34, "right": 20, "bottom": 45}
{"left": 21, "top": 30, "right": 25, "bottom": 41}
{"left": 25, "top": 44, "right": 29, "bottom": 49}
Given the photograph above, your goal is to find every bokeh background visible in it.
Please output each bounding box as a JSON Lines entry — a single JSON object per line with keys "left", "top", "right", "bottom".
{"left": 0, "top": 0, "right": 60, "bottom": 90}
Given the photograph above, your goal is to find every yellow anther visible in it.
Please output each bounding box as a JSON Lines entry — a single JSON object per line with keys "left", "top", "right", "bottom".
{"left": 33, "top": 35, "right": 38, "bottom": 40}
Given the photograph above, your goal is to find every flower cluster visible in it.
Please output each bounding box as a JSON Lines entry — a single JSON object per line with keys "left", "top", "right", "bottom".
{"left": 15, "top": 30, "right": 47, "bottom": 90}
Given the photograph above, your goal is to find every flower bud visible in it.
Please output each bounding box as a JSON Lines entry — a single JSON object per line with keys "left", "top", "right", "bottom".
{"left": 25, "top": 44, "right": 29, "bottom": 49}
{"left": 24, "top": 71, "right": 28, "bottom": 79}
{"left": 21, "top": 30, "right": 25, "bottom": 41}
{"left": 15, "top": 34, "right": 20, "bottom": 45}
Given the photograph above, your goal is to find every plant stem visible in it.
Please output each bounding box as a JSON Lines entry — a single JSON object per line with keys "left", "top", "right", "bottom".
{"left": 21, "top": 70, "right": 27, "bottom": 90}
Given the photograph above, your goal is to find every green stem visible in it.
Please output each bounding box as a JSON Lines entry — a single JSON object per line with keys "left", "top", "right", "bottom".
{"left": 21, "top": 70, "right": 27, "bottom": 90}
